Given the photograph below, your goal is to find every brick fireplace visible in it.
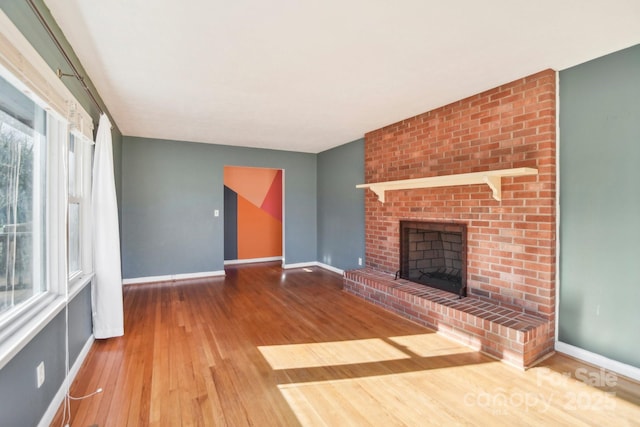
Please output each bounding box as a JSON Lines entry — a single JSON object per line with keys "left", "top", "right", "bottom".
{"left": 344, "top": 69, "right": 556, "bottom": 368}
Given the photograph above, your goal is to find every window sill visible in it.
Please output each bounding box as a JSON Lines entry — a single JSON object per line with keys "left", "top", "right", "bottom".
{"left": 69, "top": 272, "right": 94, "bottom": 301}
{"left": 0, "top": 274, "right": 93, "bottom": 370}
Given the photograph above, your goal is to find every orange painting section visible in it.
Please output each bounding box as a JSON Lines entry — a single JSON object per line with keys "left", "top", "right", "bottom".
{"left": 237, "top": 195, "right": 282, "bottom": 259}
{"left": 224, "top": 166, "right": 277, "bottom": 208}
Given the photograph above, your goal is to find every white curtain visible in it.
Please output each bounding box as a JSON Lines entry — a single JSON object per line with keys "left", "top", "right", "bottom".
{"left": 91, "top": 114, "right": 124, "bottom": 338}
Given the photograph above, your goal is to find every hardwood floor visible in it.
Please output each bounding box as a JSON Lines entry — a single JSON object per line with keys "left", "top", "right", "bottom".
{"left": 52, "top": 262, "right": 640, "bottom": 426}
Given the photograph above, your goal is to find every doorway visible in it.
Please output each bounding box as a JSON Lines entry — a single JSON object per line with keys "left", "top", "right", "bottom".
{"left": 223, "top": 166, "right": 283, "bottom": 262}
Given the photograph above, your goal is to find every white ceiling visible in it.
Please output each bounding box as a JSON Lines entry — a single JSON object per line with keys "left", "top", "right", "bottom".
{"left": 44, "top": 0, "right": 640, "bottom": 153}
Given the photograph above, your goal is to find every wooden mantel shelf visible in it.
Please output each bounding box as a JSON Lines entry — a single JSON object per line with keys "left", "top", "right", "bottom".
{"left": 356, "top": 167, "right": 538, "bottom": 202}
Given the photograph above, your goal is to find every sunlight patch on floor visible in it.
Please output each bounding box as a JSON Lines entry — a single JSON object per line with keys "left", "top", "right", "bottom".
{"left": 277, "top": 361, "right": 639, "bottom": 426}
{"left": 388, "top": 333, "right": 476, "bottom": 357}
{"left": 259, "top": 333, "right": 640, "bottom": 425}
{"left": 258, "top": 333, "right": 472, "bottom": 371}
{"left": 258, "top": 338, "right": 411, "bottom": 370}
{"left": 277, "top": 366, "right": 494, "bottom": 426}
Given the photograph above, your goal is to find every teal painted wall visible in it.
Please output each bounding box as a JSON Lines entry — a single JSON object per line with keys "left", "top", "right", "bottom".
{"left": 121, "top": 136, "right": 317, "bottom": 278}
{"left": 559, "top": 44, "right": 640, "bottom": 368}
{"left": 0, "top": 2, "right": 122, "bottom": 425}
{"left": 317, "top": 139, "right": 365, "bottom": 271}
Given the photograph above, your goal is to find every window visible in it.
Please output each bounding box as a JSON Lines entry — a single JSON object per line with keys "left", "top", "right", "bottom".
{"left": 68, "top": 132, "right": 92, "bottom": 281}
{"left": 68, "top": 134, "right": 81, "bottom": 277}
{"left": 0, "top": 74, "right": 47, "bottom": 316}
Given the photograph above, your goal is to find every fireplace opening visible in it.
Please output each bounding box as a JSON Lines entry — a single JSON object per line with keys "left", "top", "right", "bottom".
{"left": 399, "top": 221, "right": 467, "bottom": 297}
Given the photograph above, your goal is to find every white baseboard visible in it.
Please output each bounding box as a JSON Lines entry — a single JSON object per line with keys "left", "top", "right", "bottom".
{"left": 556, "top": 341, "right": 640, "bottom": 382}
{"left": 38, "top": 335, "right": 95, "bottom": 427}
{"left": 224, "top": 256, "right": 283, "bottom": 266}
{"left": 122, "top": 263, "right": 345, "bottom": 284}
{"left": 122, "top": 270, "right": 226, "bottom": 285}
{"left": 282, "top": 261, "right": 344, "bottom": 275}
{"left": 315, "top": 262, "right": 345, "bottom": 275}
{"left": 282, "top": 261, "right": 317, "bottom": 270}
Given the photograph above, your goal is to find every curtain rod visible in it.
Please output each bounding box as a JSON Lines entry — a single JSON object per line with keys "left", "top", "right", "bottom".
{"left": 26, "top": 0, "right": 104, "bottom": 116}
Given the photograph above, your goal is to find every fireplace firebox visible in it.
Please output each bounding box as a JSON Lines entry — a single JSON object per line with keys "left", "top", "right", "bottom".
{"left": 399, "top": 221, "right": 467, "bottom": 297}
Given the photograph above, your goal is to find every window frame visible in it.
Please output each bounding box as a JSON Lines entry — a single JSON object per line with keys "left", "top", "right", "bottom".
{"left": 68, "top": 131, "right": 94, "bottom": 285}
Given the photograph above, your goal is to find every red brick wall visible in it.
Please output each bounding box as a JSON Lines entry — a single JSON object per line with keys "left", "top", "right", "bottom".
{"left": 364, "top": 69, "right": 556, "bottom": 321}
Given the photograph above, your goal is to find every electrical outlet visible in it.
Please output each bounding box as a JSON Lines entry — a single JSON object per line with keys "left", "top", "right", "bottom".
{"left": 358, "top": 257, "right": 362, "bottom": 266}
{"left": 36, "top": 361, "right": 45, "bottom": 388}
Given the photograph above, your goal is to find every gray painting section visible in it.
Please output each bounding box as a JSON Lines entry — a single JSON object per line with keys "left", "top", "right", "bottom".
{"left": 121, "top": 136, "right": 317, "bottom": 278}
{"left": 0, "top": 286, "right": 93, "bottom": 427}
{"left": 559, "top": 44, "right": 640, "bottom": 368}
{"left": 317, "top": 139, "right": 365, "bottom": 271}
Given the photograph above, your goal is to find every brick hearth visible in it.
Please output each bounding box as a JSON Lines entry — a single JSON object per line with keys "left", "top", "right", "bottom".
{"left": 344, "top": 268, "right": 552, "bottom": 368}
{"left": 344, "top": 69, "right": 556, "bottom": 368}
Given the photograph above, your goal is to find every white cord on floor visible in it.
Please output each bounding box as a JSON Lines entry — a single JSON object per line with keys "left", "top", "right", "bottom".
{"left": 68, "top": 388, "right": 103, "bottom": 400}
